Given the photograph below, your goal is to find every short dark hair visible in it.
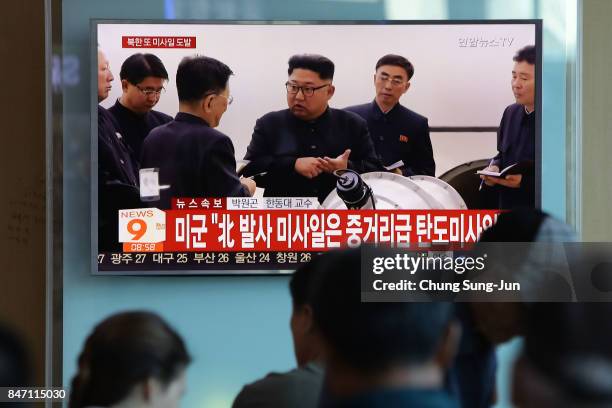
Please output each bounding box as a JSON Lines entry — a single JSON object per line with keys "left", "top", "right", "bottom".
{"left": 310, "top": 248, "right": 454, "bottom": 373}
{"left": 289, "top": 254, "right": 326, "bottom": 308}
{"left": 176, "top": 55, "right": 233, "bottom": 103}
{"left": 69, "top": 311, "right": 191, "bottom": 408}
{"left": 479, "top": 209, "right": 547, "bottom": 242}
{"left": 288, "top": 54, "right": 334, "bottom": 80}
{"left": 376, "top": 54, "right": 415, "bottom": 80}
{"left": 513, "top": 45, "right": 536, "bottom": 65}
{"left": 119, "top": 53, "right": 169, "bottom": 84}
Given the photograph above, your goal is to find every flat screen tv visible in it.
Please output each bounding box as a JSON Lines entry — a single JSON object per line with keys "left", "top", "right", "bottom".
{"left": 92, "top": 20, "right": 541, "bottom": 275}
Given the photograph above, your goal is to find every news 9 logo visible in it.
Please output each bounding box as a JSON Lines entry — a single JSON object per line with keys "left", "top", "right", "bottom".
{"left": 118, "top": 208, "right": 166, "bottom": 251}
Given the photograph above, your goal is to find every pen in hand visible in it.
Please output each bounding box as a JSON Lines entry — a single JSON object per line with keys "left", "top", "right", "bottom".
{"left": 245, "top": 171, "right": 268, "bottom": 180}
{"left": 479, "top": 159, "right": 495, "bottom": 191}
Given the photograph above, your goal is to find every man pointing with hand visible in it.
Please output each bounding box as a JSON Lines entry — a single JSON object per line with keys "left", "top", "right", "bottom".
{"left": 242, "top": 54, "right": 381, "bottom": 203}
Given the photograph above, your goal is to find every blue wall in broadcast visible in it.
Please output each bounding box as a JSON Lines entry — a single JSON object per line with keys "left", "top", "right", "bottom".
{"left": 61, "top": 1, "right": 576, "bottom": 407}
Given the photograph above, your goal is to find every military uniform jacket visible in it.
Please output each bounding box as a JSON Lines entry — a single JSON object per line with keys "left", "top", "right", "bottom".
{"left": 345, "top": 100, "right": 435, "bottom": 177}
{"left": 141, "top": 112, "right": 249, "bottom": 209}
{"left": 98, "top": 105, "right": 138, "bottom": 187}
{"left": 97, "top": 105, "right": 140, "bottom": 251}
{"left": 242, "top": 108, "right": 382, "bottom": 203}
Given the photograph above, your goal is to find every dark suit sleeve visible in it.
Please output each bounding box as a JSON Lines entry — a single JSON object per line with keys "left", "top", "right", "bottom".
{"left": 347, "top": 119, "right": 383, "bottom": 173}
{"left": 242, "top": 117, "right": 298, "bottom": 176}
{"left": 242, "top": 117, "right": 301, "bottom": 193}
{"left": 207, "top": 137, "right": 250, "bottom": 197}
{"left": 402, "top": 118, "right": 435, "bottom": 177}
{"left": 491, "top": 107, "right": 509, "bottom": 168}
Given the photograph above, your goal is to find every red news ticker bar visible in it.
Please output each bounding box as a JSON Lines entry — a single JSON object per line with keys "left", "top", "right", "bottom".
{"left": 122, "top": 36, "right": 197, "bottom": 48}
{"left": 162, "top": 209, "right": 501, "bottom": 252}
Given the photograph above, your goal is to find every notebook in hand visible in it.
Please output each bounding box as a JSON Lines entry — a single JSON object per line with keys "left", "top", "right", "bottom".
{"left": 476, "top": 160, "right": 533, "bottom": 178}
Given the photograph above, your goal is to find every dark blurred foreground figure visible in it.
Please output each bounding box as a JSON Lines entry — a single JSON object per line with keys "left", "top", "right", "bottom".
{"left": 0, "top": 325, "right": 29, "bottom": 387}
{"left": 311, "top": 249, "right": 460, "bottom": 408}
{"left": 232, "top": 255, "right": 326, "bottom": 408}
{"left": 513, "top": 303, "right": 612, "bottom": 408}
{"left": 0, "top": 325, "right": 30, "bottom": 408}
{"left": 69, "top": 311, "right": 190, "bottom": 408}
{"left": 449, "top": 209, "right": 576, "bottom": 408}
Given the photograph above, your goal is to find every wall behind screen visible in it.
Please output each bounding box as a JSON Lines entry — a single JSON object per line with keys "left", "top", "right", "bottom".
{"left": 98, "top": 23, "right": 534, "bottom": 162}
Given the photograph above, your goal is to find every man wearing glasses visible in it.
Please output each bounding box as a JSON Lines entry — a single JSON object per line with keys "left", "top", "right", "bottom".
{"left": 345, "top": 54, "right": 435, "bottom": 177}
{"left": 241, "top": 54, "right": 380, "bottom": 203}
{"left": 108, "top": 53, "right": 173, "bottom": 161}
{"left": 141, "top": 56, "right": 255, "bottom": 209}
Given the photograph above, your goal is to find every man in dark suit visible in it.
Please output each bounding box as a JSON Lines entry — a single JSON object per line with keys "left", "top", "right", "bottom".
{"left": 141, "top": 56, "right": 255, "bottom": 209}
{"left": 241, "top": 54, "right": 381, "bottom": 203}
{"left": 480, "top": 45, "right": 536, "bottom": 209}
{"left": 345, "top": 54, "right": 435, "bottom": 177}
{"left": 108, "top": 53, "right": 172, "bottom": 162}
{"left": 97, "top": 48, "right": 141, "bottom": 252}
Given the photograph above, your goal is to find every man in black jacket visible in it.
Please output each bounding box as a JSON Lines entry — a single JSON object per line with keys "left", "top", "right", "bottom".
{"left": 97, "top": 48, "right": 140, "bottom": 252}
{"left": 141, "top": 56, "right": 255, "bottom": 209}
{"left": 108, "top": 53, "right": 172, "bottom": 162}
{"left": 345, "top": 54, "right": 435, "bottom": 177}
{"left": 241, "top": 54, "right": 381, "bottom": 203}
{"left": 480, "top": 45, "right": 536, "bottom": 209}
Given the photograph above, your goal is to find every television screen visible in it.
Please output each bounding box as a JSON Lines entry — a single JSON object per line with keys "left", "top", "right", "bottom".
{"left": 93, "top": 20, "right": 541, "bottom": 274}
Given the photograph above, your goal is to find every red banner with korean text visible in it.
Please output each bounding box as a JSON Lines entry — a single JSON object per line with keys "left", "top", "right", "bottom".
{"left": 156, "top": 210, "right": 500, "bottom": 252}
{"left": 122, "top": 36, "right": 197, "bottom": 48}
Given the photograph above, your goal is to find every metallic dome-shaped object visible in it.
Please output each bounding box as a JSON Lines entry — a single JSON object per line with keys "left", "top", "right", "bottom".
{"left": 322, "top": 171, "right": 464, "bottom": 210}
{"left": 408, "top": 175, "right": 468, "bottom": 210}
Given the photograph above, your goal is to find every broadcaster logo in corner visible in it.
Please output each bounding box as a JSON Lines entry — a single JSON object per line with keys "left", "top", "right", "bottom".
{"left": 118, "top": 208, "right": 166, "bottom": 252}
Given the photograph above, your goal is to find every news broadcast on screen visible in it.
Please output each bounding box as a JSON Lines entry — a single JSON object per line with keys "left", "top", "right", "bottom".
{"left": 92, "top": 20, "right": 540, "bottom": 274}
